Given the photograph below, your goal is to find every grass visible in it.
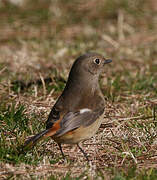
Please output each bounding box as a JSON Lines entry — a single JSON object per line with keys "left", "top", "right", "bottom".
{"left": 0, "top": 103, "right": 43, "bottom": 165}
{"left": 0, "top": 0, "right": 157, "bottom": 179}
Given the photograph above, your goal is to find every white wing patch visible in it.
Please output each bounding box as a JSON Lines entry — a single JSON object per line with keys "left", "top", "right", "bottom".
{"left": 80, "top": 108, "right": 91, "bottom": 114}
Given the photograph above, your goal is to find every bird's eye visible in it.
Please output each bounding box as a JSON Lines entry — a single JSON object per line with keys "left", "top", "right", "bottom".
{"left": 94, "top": 58, "right": 101, "bottom": 65}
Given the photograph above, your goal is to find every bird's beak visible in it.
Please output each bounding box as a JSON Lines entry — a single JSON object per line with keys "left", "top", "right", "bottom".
{"left": 104, "top": 59, "right": 112, "bottom": 64}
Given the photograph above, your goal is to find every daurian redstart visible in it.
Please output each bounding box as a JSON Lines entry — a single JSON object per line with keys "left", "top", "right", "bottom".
{"left": 23, "top": 52, "right": 112, "bottom": 161}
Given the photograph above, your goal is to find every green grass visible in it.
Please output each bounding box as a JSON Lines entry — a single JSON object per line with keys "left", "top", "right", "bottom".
{"left": 112, "top": 167, "right": 157, "bottom": 180}
{"left": 0, "top": 104, "right": 41, "bottom": 164}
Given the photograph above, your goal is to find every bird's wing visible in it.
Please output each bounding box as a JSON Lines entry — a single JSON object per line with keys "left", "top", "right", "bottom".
{"left": 54, "top": 107, "right": 104, "bottom": 137}
{"left": 46, "top": 106, "right": 62, "bottom": 129}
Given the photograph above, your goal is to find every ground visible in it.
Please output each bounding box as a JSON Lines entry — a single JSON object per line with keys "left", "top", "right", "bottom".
{"left": 0, "top": 0, "right": 157, "bottom": 179}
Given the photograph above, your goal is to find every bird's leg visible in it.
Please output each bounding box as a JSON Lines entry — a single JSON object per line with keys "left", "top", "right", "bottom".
{"left": 58, "top": 143, "right": 65, "bottom": 159}
{"left": 77, "top": 143, "right": 89, "bottom": 162}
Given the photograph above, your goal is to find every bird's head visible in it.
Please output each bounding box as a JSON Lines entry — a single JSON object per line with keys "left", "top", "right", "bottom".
{"left": 70, "top": 52, "right": 112, "bottom": 79}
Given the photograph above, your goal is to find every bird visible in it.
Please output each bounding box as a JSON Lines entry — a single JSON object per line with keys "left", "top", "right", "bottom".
{"left": 23, "top": 52, "right": 112, "bottom": 161}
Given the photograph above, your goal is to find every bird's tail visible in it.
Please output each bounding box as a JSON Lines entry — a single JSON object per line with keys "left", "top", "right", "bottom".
{"left": 23, "top": 128, "right": 56, "bottom": 151}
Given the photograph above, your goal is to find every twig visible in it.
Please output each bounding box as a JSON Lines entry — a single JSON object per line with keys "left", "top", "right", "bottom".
{"left": 0, "top": 67, "right": 6, "bottom": 75}
{"left": 34, "top": 85, "right": 38, "bottom": 98}
{"left": 122, "top": 151, "right": 137, "bottom": 164}
{"left": 118, "top": 10, "right": 125, "bottom": 42}
{"left": 104, "top": 115, "right": 153, "bottom": 122}
{"left": 39, "top": 73, "right": 46, "bottom": 96}
{"left": 153, "top": 106, "right": 156, "bottom": 121}
{"left": 102, "top": 34, "right": 119, "bottom": 49}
